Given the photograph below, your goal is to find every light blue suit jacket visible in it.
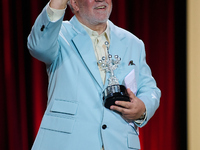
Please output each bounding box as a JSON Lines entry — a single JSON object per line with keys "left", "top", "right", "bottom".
{"left": 28, "top": 5, "right": 161, "bottom": 150}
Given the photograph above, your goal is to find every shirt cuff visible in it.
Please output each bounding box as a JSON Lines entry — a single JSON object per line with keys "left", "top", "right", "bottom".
{"left": 46, "top": 3, "right": 66, "bottom": 22}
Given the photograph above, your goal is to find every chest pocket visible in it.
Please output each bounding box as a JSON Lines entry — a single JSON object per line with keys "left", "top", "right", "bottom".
{"left": 115, "top": 65, "right": 137, "bottom": 84}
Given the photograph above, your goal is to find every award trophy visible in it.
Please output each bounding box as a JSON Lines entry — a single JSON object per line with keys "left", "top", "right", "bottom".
{"left": 98, "top": 42, "right": 130, "bottom": 109}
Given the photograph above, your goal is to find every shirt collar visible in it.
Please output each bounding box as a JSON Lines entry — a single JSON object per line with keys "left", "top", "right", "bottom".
{"left": 79, "top": 22, "right": 110, "bottom": 41}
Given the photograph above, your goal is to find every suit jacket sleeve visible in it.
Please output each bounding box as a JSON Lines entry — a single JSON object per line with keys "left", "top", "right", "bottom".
{"left": 27, "top": 4, "right": 64, "bottom": 65}
{"left": 135, "top": 40, "right": 161, "bottom": 127}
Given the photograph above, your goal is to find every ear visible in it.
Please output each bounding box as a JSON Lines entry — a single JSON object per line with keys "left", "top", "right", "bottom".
{"left": 70, "top": 0, "right": 79, "bottom": 12}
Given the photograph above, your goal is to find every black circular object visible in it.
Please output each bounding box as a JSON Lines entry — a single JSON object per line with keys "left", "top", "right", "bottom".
{"left": 103, "top": 85, "right": 130, "bottom": 109}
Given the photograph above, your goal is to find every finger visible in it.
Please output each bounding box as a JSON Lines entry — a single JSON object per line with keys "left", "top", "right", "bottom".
{"left": 115, "top": 101, "right": 132, "bottom": 109}
{"left": 127, "top": 89, "right": 137, "bottom": 102}
{"left": 110, "top": 105, "right": 128, "bottom": 114}
{"left": 127, "top": 88, "right": 136, "bottom": 97}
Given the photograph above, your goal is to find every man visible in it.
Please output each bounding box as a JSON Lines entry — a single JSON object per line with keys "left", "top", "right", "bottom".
{"left": 27, "top": 0, "right": 161, "bottom": 149}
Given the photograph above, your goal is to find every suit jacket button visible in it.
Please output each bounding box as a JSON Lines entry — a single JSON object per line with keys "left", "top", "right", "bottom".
{"left": 102, "top": 124, "right": 107, "bottom": 129}
{"left": 40, "top": 25, "right": 45, "bottom": 31}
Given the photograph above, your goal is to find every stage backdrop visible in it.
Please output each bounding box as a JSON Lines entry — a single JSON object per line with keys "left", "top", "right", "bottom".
{"left": 0, "top": 0, "right": 187, "bottom": 150}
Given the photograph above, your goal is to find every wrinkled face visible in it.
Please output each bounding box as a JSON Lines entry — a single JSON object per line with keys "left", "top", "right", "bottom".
{"left": 74, "top": 0, "right": 112, "bottom": 25}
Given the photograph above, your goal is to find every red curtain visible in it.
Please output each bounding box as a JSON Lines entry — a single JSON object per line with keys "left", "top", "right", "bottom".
{"left": 0, "top": 0, "right": 186, "bottom": 150}
{"left": 127, "top": 1, "right": 176, "bottom": 149}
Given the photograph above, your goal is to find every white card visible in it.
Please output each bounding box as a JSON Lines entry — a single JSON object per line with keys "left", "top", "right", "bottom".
{"left": 124, "top": 69, "right": 137, "bottom": 95}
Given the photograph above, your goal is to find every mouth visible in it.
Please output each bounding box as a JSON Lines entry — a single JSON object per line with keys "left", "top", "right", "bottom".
{"left": 95, "top": 5, "right": 107, "bottom": 9}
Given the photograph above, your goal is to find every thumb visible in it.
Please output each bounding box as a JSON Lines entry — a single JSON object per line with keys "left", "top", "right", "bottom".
{"left": 126, "top": 88, "right": 136, "bottom": 99}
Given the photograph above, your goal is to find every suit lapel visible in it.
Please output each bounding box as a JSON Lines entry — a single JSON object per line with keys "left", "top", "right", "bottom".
{"left": 109, "top": 30, "right": 128, "bottom": 67}
{"left": 103, "top": 22, "right": 128, "bottom": 88}
{"left": 70, "top": 17, "right": 104, "bottom": 89}
{"left": 70, "top": 17, "right": 128, "bottom": 90}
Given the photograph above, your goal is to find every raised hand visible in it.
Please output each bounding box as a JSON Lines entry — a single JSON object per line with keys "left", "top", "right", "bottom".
{"left": 49, "top": 0, "right": 69, "bottom": 9}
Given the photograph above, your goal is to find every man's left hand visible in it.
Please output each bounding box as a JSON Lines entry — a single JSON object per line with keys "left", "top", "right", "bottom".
{"left": 110, "top": 88, "right": 146, "bottom": 122}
